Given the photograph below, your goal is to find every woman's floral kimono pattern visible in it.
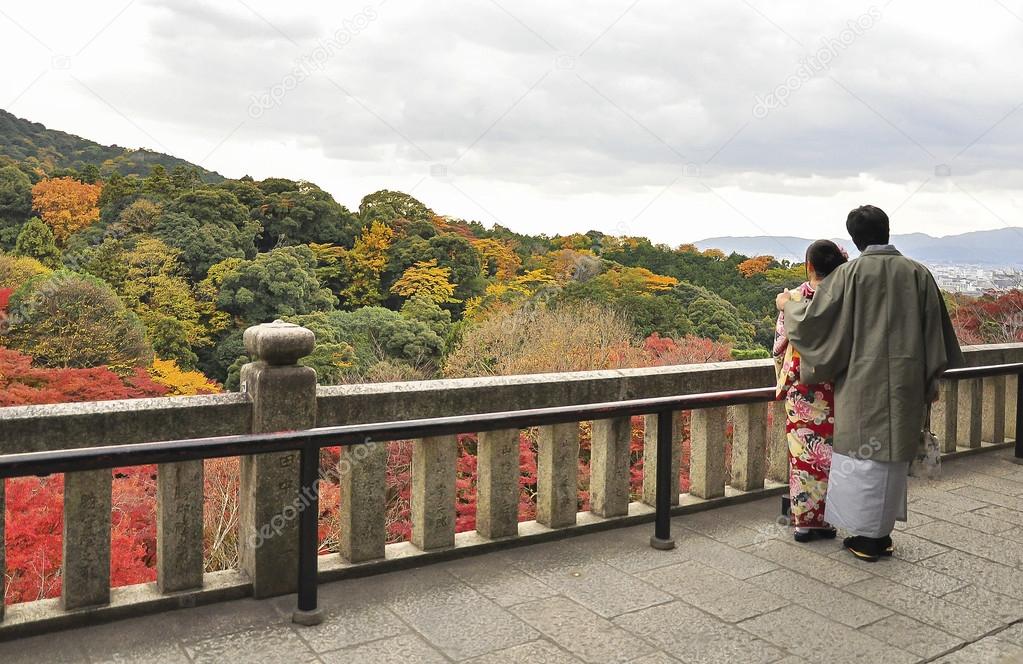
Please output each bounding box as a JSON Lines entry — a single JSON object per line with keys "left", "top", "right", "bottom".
{"left": 774, "top": 282, "right": 835, "bottom": 529}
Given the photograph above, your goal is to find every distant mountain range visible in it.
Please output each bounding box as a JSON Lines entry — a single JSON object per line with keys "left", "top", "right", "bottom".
{"left": 696, "top": 228, "right": 1023, "bottom": 267}
{"left": 0, "top": 109, "right": 223, "bottom": 182}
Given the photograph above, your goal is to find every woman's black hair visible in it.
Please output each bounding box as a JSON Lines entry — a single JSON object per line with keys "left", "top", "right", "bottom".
{"left": 805, "top": 239, "right": 848, "bottom": 279}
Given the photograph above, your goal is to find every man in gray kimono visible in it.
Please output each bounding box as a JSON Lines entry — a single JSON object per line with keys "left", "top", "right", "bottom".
{"left": 777, "top": 205, "right": 963, "bottom": 562}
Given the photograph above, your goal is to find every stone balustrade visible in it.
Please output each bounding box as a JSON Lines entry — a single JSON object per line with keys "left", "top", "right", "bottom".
{"left": 0, "top": 325, "right": 1020, "bottom": 639}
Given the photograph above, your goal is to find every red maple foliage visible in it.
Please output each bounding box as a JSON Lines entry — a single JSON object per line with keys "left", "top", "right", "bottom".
{"left": 951, "top": 289, "right": 1023, "bottom": 345}
{"left": 2, "top": 348, "right": 170, "bottom": 604}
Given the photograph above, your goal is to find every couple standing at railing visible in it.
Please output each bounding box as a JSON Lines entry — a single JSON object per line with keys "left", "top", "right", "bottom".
{"left": 772, "top": 205, "right": 963, "bottom": 562}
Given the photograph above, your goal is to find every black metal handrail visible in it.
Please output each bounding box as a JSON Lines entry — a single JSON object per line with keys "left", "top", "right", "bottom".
{"left": 0, "top": 361, "right": 1020, "bottom": 624}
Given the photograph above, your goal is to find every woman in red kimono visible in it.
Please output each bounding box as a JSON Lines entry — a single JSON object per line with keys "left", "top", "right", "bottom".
{"left": 773, "top": 240, "right": 848, "bottom": 542}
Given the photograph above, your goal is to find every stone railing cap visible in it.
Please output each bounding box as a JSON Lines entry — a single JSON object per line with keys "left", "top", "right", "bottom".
{"left": 243, "top": 320, "right": 315, "bottom": 366}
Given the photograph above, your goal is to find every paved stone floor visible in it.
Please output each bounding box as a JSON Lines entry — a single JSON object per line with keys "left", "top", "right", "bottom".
{"left": 4, "top": 448, "right": 1023, "bottom": 663}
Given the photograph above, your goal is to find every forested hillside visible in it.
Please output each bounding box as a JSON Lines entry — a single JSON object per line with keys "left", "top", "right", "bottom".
{"left": 0, "top": 110, "right": 223, "bottom": 183}
{"left": 1, "top": 112, "right": 1019, "bottom": 398}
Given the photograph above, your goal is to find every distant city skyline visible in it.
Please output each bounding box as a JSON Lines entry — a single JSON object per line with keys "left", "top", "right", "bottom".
{"left": 2, "top": 1, "right": 1022, "bottom": 244}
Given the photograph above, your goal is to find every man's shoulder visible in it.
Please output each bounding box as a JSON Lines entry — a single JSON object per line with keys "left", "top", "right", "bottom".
{"left": 855, "top": 252, "right": 932, "bottom": 277}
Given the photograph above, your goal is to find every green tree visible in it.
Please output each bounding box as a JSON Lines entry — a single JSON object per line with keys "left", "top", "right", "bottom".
{"left": 13, "top": 217, "right": 61, "bottom": 268}
{"left": 79, "top": 164, "right": 100, "bottom": 184}
{"left": 155, "top": 211, "right": 252, "bottom": 280}
{"left": 110, "top": 198, "right": 163, "bottom": 237}
{"left": 358, "top": 189, "right": 432, "bottom": 223}
{"left": 170, "top": 165, "right": 203, "bottom": 192}
{"left": 4, "top": 271, "right": 152, "bottom": 369}
{"left": 671, "top": 281, "right": 755, "bottom": 345}
{"left": 97, "top": 172, "right": 142, "bottom": 225}
{"left": 81, "top": 237, "right": 129, "bottom": 289}
{"left": 316, "top": 307, "right": 446, "bottom": 376}
{"left": 0, "top": 165, "right": 34, "bottom": 249}
{"left": 216, "top": 245, "right": 337, "bottom": 324}
{"left": 428, "top": 233, "right": 484, "bottom": 303}
{"left": 156, "top": 188, "right": 259, "bottom": 279}
{"left": 219, "top": 178, "right": 265, "bottom": 210}
{"left": 142, "top": 165, "right": 173, "bottom": 197}
{"left": 171, "top": 187, "right": 251, "bottom": 229}
{"left": 253, "top": 180, "right": 360, "bottom": 251}
{"left": 400, "top": 296, "right": 453, "bottom": 340}
{"left": 280, "top": 311, "right": 357, "bottom": 385}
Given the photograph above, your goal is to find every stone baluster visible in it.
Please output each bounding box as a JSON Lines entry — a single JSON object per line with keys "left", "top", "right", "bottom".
{"left": 590, "top": 417, "right": 632, "bottom": 518}
{"left": 690, "top": 407, "right": 727, "bottom": 499}
{"left": 238, "top": 320, "right": 317, "bottom": 598}
{"left": 62, "top": 470, "right": 112, "bottom": 609}
{"left": 338, "top": 441, "right": 388, "bottom": 563}
{"left": 766, "top": 401, "right": 788, "bottom": 483}
{"left": 157, "top": 461, "right": 204, "bottom": 593}
{"left": 0, "top": 480, "right": 4, "bottom": 622}
{"left": 982, "top": 376, "right": 1007, "bottom": 444}
{"left": 932, "top": 381, "right": 959, "bottom": 454}
{"left": 476, "top": 429, "right": 521, "bottom": 539}
{"left": 411, "top": 435, "right": 457, "bottom": 550}
{"left": 536, "top": 423, "right": 580, "bottom": 528}
{"left": 1007, "top": 374, "right": 1019, "bottom": 441}
{"left": 731, "top": 403, "right": 767, "bottom": 491}
{"left": 957, "top": 379, "right": 983, "bottom": 448}
{"left": 642, "top": 413, "right": 680, "bottom": 507}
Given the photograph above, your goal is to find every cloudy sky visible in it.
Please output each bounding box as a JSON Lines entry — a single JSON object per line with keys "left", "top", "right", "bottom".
{"left": 2, "top": 0, "right": 1022, "bottom": 246}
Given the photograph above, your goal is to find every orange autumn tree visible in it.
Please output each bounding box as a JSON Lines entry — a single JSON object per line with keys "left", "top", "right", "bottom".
{"left": 738, "top": 255, "right": 773, "bottom": 277}
{"left": 31, "top": 177, "right": 102, "bottom": 244}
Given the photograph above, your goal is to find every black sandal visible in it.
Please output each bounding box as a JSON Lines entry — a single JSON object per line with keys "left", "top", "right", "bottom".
{"left": 843, "top": 535, "right": 882, "bottom": 562}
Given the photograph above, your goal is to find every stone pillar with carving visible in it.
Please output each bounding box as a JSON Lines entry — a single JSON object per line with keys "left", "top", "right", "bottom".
{"left": 238, "top": 320, "right": 317, "bottom": 598}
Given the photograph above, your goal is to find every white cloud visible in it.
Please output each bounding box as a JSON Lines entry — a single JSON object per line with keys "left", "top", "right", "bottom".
{"left": 1, "top": 0, "right": 1022, "bottom": 245}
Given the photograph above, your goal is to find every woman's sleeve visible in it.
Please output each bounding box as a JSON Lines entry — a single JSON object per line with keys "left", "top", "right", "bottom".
{"left": 772, "top": 310, "right": 788, "bottom": 359}
{"left": 783, "top": 266, "right": 853, "bottom": 384}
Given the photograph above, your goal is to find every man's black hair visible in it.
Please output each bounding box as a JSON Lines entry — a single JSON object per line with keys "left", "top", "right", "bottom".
{"left": 846, "top": 205, "right": 890, "bottom": 251}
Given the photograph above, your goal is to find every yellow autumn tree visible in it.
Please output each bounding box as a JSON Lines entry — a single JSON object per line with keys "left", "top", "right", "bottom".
{"left": 0, "top": 254, "right": 52, "bottom": 291}
{"left": 601, "top": 266, "right": 676, "bottom": 292}
{"left": 391, "top": 259, "right": 458, "bottom": 304}
{"left": 148, "top": 358, "right": 222, "bottom": 395}
{"left": 31, "top": 177, "right": 102, "bottom": 244}
{"left": 701, "top": 248, "right": 726, "bottom": 260}
{"left": 341, "top": 221, "right": 394, "bottom": 306}
{"left": 509, "top": 268, "right": 557, "bottom": 295}
{"left": 471, "top": 238, "right": 521, "bottom": 281}
{"left": 463, "top": 268, "right": 557, "bottom": 320}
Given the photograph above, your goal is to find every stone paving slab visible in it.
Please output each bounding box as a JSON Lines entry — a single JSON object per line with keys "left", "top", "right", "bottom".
{"left": 2, "top": 448, "right": 1023, "bottom": 663}
{"left": 739, "top": 606, "right": 918, "bottom": 664}
{"left": 635, "top": 560, "right": 788, "bottom": 623}
{"left": 861, "top": 614, "right": 965, "bottom": 660}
